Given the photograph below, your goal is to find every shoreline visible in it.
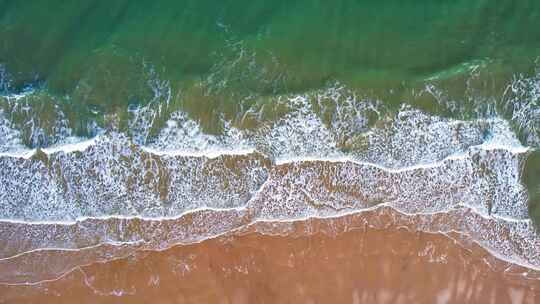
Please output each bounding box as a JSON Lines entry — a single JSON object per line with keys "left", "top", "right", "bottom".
{"left": 1, "top": 213, "right": 538, "bottom": 303}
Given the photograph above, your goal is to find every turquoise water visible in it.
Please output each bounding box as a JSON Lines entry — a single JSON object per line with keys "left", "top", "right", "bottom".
{"left": 0, "top": 1, "right": 539, "bottom": 225}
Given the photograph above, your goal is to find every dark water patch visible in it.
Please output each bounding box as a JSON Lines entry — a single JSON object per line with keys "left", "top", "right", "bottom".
{"left": 524, "top": 149, "right": 540, "bottom": 228}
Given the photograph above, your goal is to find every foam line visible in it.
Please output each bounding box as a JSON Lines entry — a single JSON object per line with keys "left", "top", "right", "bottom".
{"left": 0, "top": 206, "right": 248, "bottom": 225}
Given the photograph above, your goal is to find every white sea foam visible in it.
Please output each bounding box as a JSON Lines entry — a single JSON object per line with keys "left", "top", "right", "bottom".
{"left": 0, "top": 136, "right": 99, "bottom": 159}
{"left": 249, "top": 94, "right": 342, "bottom": 160}
{"left": 0, "top": 108, "right": 26, "bottom": 154}
{"left": 148, "top": 111, "right": 253, "bottom": 155}
{"left": 141, "top": 146, "right": 255, "bottom": 158}
{"left": 503, "top": 67, "right": 540, "bottom": 147}
{"left": 41, "top": 137, "right": 99, "bottom": 155}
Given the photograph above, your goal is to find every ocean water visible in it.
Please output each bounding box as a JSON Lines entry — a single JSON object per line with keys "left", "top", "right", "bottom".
{"left": 0, "top": 1, "right": 539, "bottom": 302}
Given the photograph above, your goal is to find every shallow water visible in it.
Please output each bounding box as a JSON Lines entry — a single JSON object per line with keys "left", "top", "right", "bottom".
{"left": 0, "top": 1, "right": 539, "bottom": 302}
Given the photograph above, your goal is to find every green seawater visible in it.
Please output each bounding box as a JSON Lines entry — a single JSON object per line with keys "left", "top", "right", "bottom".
{"left": 0, "top": 0, "right": 539, "bottom": 224}
{"left": 2, "top": 1, "right": 540, "bottom": 111}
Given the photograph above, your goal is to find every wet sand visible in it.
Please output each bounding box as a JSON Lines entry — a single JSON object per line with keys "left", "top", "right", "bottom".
{"left": 1, "top": 215, "right": 538, "bottom": 304}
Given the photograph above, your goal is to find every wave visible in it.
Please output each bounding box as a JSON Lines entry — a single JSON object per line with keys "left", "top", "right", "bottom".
{"left": 0, "top": 112, "right": 529, "bottom": 222}
{"left": 0, "top": 76, "right": 538, "bottom": 288}
{"left": 0, "top": 120, "right": 537, "bottom": 284}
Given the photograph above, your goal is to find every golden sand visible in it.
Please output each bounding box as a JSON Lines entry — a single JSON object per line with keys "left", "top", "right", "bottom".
{"left": 1, "top": 214, "right": 538, "bottom": 304}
